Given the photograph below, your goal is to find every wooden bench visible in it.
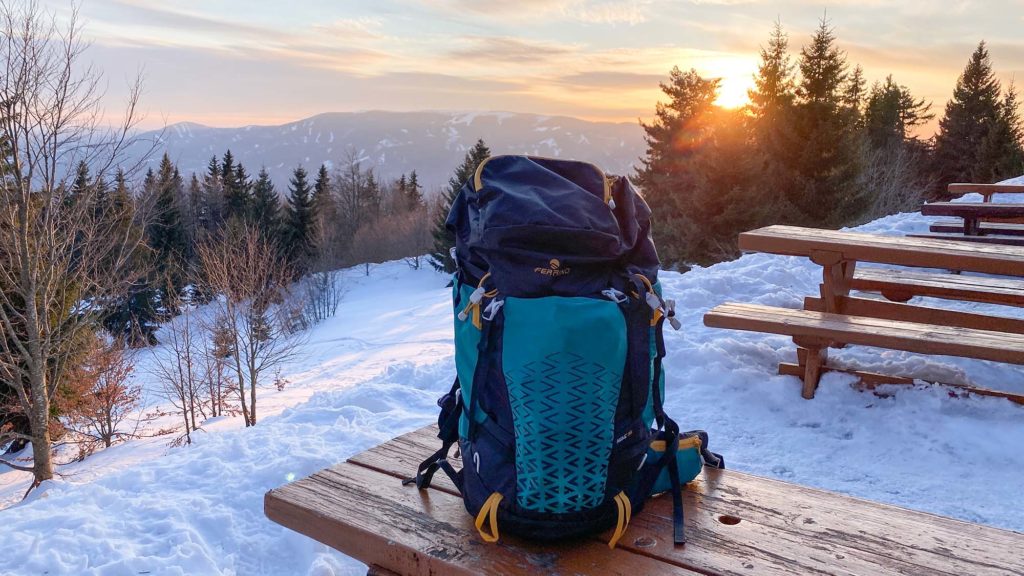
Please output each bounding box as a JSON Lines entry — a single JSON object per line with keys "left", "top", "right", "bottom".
{"left": 849, "top": 267, "right": 1024, "bottom": 308}
{"left": 703, "top": 302, "right": 1024, "bottom": 402}
{"left": 929, "top": 219, "right": 1024, "bottom": 236}
{"left": 265, "top": 424, "right": 1024, "bottom": 575}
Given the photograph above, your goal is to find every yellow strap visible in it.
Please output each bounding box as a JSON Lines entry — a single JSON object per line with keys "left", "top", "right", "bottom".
{"left": 608, "top": 492, "right": 632, "bottom": 549}
{"left": 475, "top": 492, "right": 503, "bottom": 543}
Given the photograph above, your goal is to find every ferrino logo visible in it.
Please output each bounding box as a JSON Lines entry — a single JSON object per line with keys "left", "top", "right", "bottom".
{"left": 534, "top": 258, "right": 571, "bottom": 277}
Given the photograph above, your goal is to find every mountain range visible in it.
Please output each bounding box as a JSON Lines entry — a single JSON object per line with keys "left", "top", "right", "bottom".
{"left": 130, "top": 111, "right": 647, "bottom": 192}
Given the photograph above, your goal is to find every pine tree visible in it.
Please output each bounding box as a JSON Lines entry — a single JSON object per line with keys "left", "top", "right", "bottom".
{"left": 251, "top": 167, "right": 281, "bottom": 235}
{"left": 748, "top": 20, "right": 796, "bottom": 120}
{"left": 187, "top": 173, "right": 205, "bottom": 237}
{"left": 977, "top": 81, "right": 1024, "bottom": 183}
{"left": 202, "top": 156, "right": 224, "bottom": 230}
{"left": 933, "top": 41, "right": 1006, "bottom": 193}
{"left": 789, "top": 17, "right": 865, "bottom": 226}
{"left": 634, "top": 67, "right": 762, "bottom": 266}
{"left": 222, "top": 154, "right": 252, "bottom": 222}
{"left": 844, "top": 64, "right": 867, "bottom": 126}
{"left": 747, "top": 20, "right": 800, "bottom": 222}
{"left": 282, "top": 165, "right": 316, "bottom": 275}
{"left": 221, "top": 150, "right": 245, "bottom": 221}
{"left": 865, "top": 76, "right": 933, "bottom": 150}
{"left": 146, "top": 154, "right": 190, "bottom": 300}
{"left": 430, "top": 140, "right": 490, "bottom": 273}
{"left": 311, "top": 163, "right": 340, "bottom": 264}
{"left": 405, "top": 170, "right": 424, "bottom": 211}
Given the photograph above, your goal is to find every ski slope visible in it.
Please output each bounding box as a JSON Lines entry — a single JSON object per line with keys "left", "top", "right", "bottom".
{"left": 3, "top": 189, "right": 1024, "bottom": 575}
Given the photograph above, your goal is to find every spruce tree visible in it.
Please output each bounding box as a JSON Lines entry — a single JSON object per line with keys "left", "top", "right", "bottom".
{"left": 430, "top": 139, "right": 490, "bottom": 273}
{"left": 282, "top": 165, "right": 316, "bottom": 275}
{"left": 933, "top": 41, "right": 1005, "bottom": 193}
{"left": 229, "top": 162, "right": 253, "bottom": 221}
{"left": 790, "top": 17, "right": 865, "bottom": 226}
{"left": 748, "top": 20, "right": 796, "bottom": 120}
{"left": 634, "top": 67, "right": 753, "bottom": 266}
{"left": 977, "top": 81, "right": 1024, "bottom": 183}
{"left": 311, "top": 163, "right": 340, "bottom": 263}
{"left": 747, "top": 20, "right": 800, "bottom": 223}
{"left": 405, "top": 170, "right": 423, "bottom": 211}
{"left": 101, "top": 171, "right": 157, "bottom": 345}
{"left": 221, "top": 150, "right": 243, "bottom": 221}
{"left": 864, "top": 76, "right": 933, "bottom": 150}
{"left": 147, "top": 153, "right": 189, "bottom": 299}
{"left": 251, "top": 167, "right": 281, "bottom": 235}
{"left": 202, "top": 156, "right": 224, "bottom": 229}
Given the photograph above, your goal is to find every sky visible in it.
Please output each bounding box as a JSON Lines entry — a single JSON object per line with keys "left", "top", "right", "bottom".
{"left": 44, "top": 0, "right": 1024, "bottom": 133}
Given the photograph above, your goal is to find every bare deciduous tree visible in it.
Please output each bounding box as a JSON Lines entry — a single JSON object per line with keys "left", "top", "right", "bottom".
{"left": 149, "top": 290, "right": 204, "bottom": 445}
{"left": 0, "top": 1, "right": 149, "bottom": 489}
{"left": 198, "top": 224, "right": 302, "bottom": 427}
{"left": 64, "top": 338, "right": 140, "bottom": 458}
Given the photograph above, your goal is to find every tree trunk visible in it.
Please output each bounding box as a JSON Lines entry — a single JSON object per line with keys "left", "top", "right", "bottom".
{"left": 29, "top": 407, "right": 54, "bottom": 486}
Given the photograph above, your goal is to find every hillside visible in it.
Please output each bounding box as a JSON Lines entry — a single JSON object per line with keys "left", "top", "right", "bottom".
{"left": 2, "top": 191, "right": 1024, "bottom": 575}
{"left": 126, "top": 111, "right": 646, "bottom": 190}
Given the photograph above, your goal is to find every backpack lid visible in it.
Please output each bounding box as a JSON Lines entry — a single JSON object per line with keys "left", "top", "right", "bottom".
{"left": 447, "top": 155, "right": 659, "bottom": 296}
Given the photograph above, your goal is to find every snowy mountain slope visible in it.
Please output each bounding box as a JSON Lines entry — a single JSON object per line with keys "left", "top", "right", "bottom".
{"left": 126, "top": 111, "right": 645, "bottom": 191}
{"left": 3, "top": 192, "right": 1024, "bottom": 575}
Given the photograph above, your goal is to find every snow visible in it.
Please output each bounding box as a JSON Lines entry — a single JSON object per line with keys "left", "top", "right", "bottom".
{"left": 3, "top": 182, "right": 1024, "bottom": 575}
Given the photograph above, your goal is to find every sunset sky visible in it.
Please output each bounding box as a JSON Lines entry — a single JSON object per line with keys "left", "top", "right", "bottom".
{"left": 48, "top": 0, "right": 1024, "bottom": 133}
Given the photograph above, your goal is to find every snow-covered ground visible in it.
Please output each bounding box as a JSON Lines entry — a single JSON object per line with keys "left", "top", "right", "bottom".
{"left": 3, "top": 187, "right": 1024, "bottom": 575}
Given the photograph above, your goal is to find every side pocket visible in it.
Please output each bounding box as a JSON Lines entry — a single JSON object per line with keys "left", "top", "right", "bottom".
{"left": 453, "top": 281, "right": 482, "bottom": 438}
{"left": 645, "top": 432, "right": 704, "bottom": 495}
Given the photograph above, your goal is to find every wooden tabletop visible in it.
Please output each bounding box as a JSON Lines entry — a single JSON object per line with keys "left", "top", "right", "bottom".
{"left": 265, "top": 424, "right": 1024, "bottom": 576}
{"left": 922, "top": 202, "right": 1024, "bottom": 219}
{"left": 948, "top": 183, "right": 1024, "bottom": 198}
{"left": 738, "top": 225, "right": 1024, "bottom": 276}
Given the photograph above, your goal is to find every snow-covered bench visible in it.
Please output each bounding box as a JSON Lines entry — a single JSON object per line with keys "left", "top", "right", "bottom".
{"left": 264, "top": 424, "right": 1024, "bottom": 575}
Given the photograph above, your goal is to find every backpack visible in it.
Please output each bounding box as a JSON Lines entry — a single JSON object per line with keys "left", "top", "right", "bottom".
{"left": 406, "top": 155, "right": 723, "bottom": 548}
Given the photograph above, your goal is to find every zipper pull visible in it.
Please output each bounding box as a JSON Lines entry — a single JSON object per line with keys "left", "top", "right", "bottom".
{"left": 666, "top": 299, "right": 681, "bottom": 330}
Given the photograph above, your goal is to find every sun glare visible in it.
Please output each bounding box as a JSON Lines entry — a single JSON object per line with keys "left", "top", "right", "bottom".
{"left": 704, "top": 57, "right": 758, "bottom": 109}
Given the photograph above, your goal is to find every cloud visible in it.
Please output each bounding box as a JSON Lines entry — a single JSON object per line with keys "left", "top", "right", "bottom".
{"left": 553, "top": 71, "right": 666, "bottom": 89}
{"left": 426, "top": 0, "right": 652, "bottom": 25}
{"left": 447, "top": 36, "right": 578, "bottom": 64}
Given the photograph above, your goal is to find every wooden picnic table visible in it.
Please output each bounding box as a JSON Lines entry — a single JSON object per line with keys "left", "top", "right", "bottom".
{"left": 712, "top": 225, "right": 1024, "bottom": 400}
{"left": 921, "top": 202, "right": 1024, "bottom": 236}
{"left": 737, "top": 224, "right": 1024, "bottom": 278}
{"left": 265, "top": 424, "right": 1024, "bottom": 575}
{"left": 947, "top": 182, "right": 1024, "bottom": 202}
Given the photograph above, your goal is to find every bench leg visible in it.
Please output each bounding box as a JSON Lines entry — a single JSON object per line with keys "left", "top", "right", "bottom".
{"left": 795, "top": 345, "right": 828, "bottom": 400}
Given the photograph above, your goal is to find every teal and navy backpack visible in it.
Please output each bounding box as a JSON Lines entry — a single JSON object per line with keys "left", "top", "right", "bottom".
{"left": 406, "top": 155, "right": 723, "bottom": 548}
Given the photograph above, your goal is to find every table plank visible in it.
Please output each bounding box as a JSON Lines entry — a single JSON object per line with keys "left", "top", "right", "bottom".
{"left": 266, "top": 461, "right": 697, "bottom": 576}
{"left": 947, "top": 183, "right": 1024, "bottom": 199}
{"left": 349, "top": 425, "right": 1024, "bottom": 576}
{"left": 922, "top": 202, "right": 1024, "bottom": 219}
{"left": 738, "top": 225, "right": 1024, "bottom": 276}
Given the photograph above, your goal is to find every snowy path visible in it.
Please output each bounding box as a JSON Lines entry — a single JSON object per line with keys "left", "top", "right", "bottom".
{"left": 3, "top": 191, "right": 1024, "bottom": 575}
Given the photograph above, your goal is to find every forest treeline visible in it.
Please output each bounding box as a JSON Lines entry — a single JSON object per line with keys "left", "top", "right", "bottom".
{"left": 636, "top": 20, "right": 1024, "bottom": 268}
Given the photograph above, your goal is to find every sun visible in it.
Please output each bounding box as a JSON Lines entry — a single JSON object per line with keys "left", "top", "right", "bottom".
{"left": 703, "top": 56, "right": 758, "bottom": 109}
